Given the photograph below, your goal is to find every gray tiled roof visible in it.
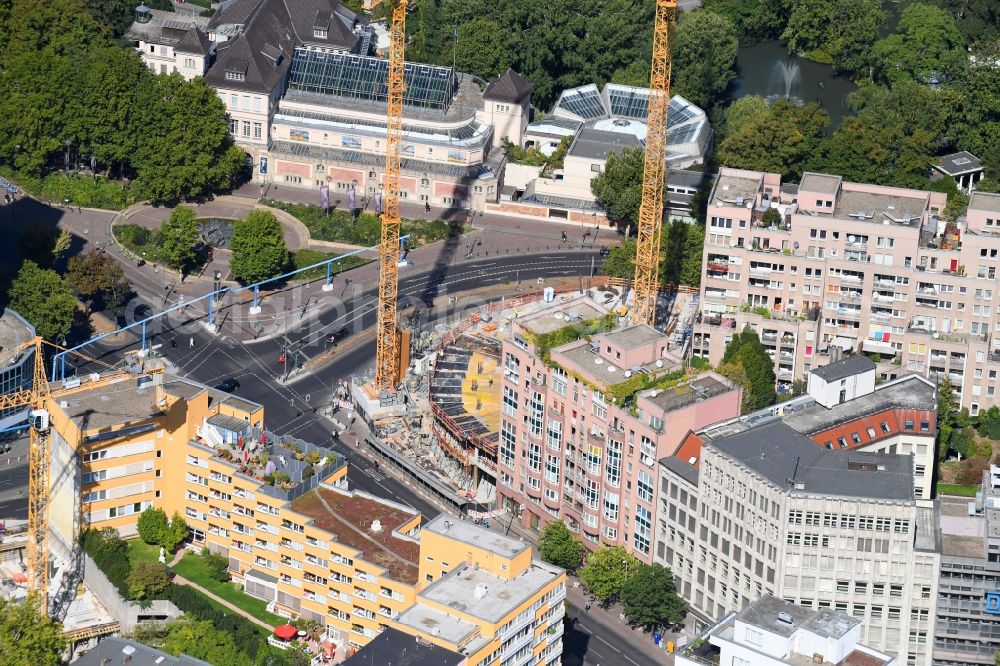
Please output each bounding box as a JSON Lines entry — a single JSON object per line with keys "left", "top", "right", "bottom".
{"left": 567, "top": 126, "right": 641, "bottom": 160}
{"left": 709, "top": 421, "right": 913, "bottom": 501}
{"left": 482, "top": 68, "right": 533, "bottom": 103}
{"left": 205, "top": 0, "right": 363, "bottom": 94}
{"left": 810, "top": 355, "right": 876, "bottom": 382}
{"left": 175, "top": 26, "right": 211, "bottom": 55}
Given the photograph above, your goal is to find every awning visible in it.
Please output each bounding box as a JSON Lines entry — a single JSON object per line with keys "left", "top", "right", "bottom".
{"left": 832, "top": 336, "right": 856, "bottom": 351}
{"left": 274, "top": 625, "right": 297, "bottom": 640}
{"left": 207, "top": 413, "right": 250, "bottom": 433}
{"left": 862, "top": 340, "right": 895, "bottom": 354}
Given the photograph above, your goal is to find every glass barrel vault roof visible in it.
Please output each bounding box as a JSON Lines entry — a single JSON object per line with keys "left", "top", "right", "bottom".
{"left": 287, "top": 48, "right": 457, "bottom": 111}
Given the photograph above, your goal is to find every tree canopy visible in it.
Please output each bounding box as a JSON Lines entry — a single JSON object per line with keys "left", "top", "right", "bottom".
{"left": 7, "top": 261, "right": 77, "bottom": 341}
{"left": 159, "top": 208, "right": 201, "bottom": 276}
{"left": 591, "top": 146, "right": 646, "bottom": 228}
{"left": 66, "top": 250, "right": 130, "bottom": 314}
{"left": 719, "top": 326, "right": 776, "bottom": 412}
{"left": 229, "top": 210, "right": 290, "bottom": 284}
{"left": 0, "top": 0, "right": 243, "bottom": 202}
{"left": 872, "top": 4, "right": 966, "bottom": 85}
{"left": 621, "top": 563, "right": 686, "bottom": 629}
{"left": 537, "top": 520, "right": 585, "bottom": 572}
{"left": 578, "top": 545, "right": 638, "bottom": 604}
{"left": 782, "top": 0, "right": 884, "bottom": 74}
{"left": 670, "top": 10, "right": 740, "bottom": 110}
{"left": 161, "top": 617, "right": 245, "bottom": 666}
{"left": 0, "top": 595, "right": 66, "bottom": 666}
{"left": 717, "top": 100, "right": 828, "bottom": 181}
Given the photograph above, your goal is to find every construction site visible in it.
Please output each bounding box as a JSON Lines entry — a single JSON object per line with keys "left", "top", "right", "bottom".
{"left": 351, "top": 279, "right": 700, "bottom": 520}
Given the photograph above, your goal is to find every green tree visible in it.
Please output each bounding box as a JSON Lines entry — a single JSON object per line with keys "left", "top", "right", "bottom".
{"left": 17, "top": 225, "right": 60, "bottom": 267}
{"left": 132, "top": 74, "right": 246, "bottom": 203}
{"left": 721, "top": 326, "right": 776, "bottom": 412}
{"left": 161, "top": 617, "right": 243, "bottom": 666}
{"left": 611, "top": 60, "right": 650, "bottom": 88}
{"left": 871, "top": 3, "right": 966, "bottom": 85}
{"left": 159, "top": 207, "right": 200, "bottom": 276}
{"left": 723, "top": 95, "right": 770, "bottom": 137}
{"left": 926, "top": 0, "right": 999, "bottom": 43}
{"left": 703, "top": 0, "right": 791, "bottom": 45}
{"left": 229, "top": 210, "right": 289, "bottom": 284}
{"left": 591, "top": 146, "right": 645, "bottom": 229}
{"left": 66, "top": 250, "right": 129, "bottom": 314}
{"left": 848, "top": 79, "right": 961, "bottom": 148}
{"left": 601, "top": 238, "right": 636, "bottom": 279}
{"left": 950, "top": 40, "right": 1000, "bottom": 162}
{"left": 817, "top": 116, "right": 934, "bottom": 189}
{"left": 670, "top": 9, "right": 740, "bottom": 110}
{"left": 200, "top": 548, "right": 230, "bottom": 582}
{"left": 454, "top": 19, "right": 510, "bottom": 81}
{"left": 128, "top": 561, "right": 170, "bottom": 601}
{"left": 7, "top": 261, "right": 76, "bottom": 341}
{"left": 716, "top": 100, "right": 829, "bottom": 181}
{"left": 0, "top": 595, "right": 67, "bottom": 665}
{"left": 783, "top": 0, "right": 884, "bottom": 73}
{"left": 537, "top": 520, "right": 585, "bottom": 572}
{"left": 164, "top": 511, "right": 190, "bottom": 552}
{"left": 137, "top": 507, "right": 169, "bottom": 546}
{"left": 578, "top": 545, "right": 638, "bottom": 604}
{"left": 621, "top": 563, "right": 686, "bottom": 629}
{"left": 938, "top": 375, "right": 960, "bottom": 459}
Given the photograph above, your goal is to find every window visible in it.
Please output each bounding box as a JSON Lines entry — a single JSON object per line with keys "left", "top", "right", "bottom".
{"left": 745, "top": 628, "right": 763, "bottom": 646}
{"left": 225, "top": 70, "right": 245, "bottom": 81}
{"left": 242, "top": 121, "right": 251, "bottom": 137}
{"left": 314, "top": 28, "right": 327, "bottom": 38}
{"left": 637, "top": 470, "right": 653, "bottom": 503}
{"left": 253, "top": 122, "right": 262, "bottom": 140}
{"left": 184, "top": 57, "right": 195, "bottom": 69}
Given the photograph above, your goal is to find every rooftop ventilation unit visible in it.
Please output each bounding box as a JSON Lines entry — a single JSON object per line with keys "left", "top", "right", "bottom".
{"left": 777, "top": 611, "right": 794, "bottom": 625}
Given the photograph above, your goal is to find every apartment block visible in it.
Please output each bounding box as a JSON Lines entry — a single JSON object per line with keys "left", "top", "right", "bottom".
{"left": 678, "top": 595, "right": 895, "bottom": 666}
{"left": 694, "top": 166, "right": 1000, "bottom": 412}
{"left": 394, "top": 516, "right": 566, "bottom": 666}
{"left": 495, "top": 296, "right": 742, "bottom": 560}
{"left": 654, "top": 419, "right": 939, "bottom": 665}
{"left": 932, "top": 465, "right": 1000, "bottom": 665}
{"left": 45, "top": 369, "right": 564, "bottom": 665}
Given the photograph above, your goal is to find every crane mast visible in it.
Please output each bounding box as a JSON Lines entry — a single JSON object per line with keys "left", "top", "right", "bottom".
{"left": 631, "top": 0, "right": 677, "bottom": 326}
{"left": 374, "top": 0, "right": 408, "bottom": 389}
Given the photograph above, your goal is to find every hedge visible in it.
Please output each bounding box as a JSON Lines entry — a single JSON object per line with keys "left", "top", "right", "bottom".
{"left": 162, "top": 585, "right": 266, "bottom": 660}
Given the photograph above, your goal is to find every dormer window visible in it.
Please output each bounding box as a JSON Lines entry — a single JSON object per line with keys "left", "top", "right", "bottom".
{"left": 314, "top": 28, "right": 327, "bottom": 39}
{"left": 225, "top": 70, "right": 245, "bottom": 81}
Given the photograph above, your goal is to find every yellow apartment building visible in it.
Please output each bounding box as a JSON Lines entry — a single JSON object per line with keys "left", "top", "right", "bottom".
{"left": 45, "top": 369, "right": 565, "bottom": 661}
{"left": 394, "top": 515, "right": 566, "bottom": 666}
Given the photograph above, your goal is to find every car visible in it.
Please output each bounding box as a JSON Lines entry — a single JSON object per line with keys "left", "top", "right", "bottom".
{"left": 325, "top": 328, "right": 349, "bottom": 344}
{"left": 214, "top": 378, "right": 240, "bottom": 393}
{"left": 599, "top": 247, "right": 611, "bottom": 257}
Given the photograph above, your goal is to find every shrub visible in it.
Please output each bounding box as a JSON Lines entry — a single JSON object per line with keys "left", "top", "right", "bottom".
{"left": 81, "top": 528, "right": 131, "bottom": 598}
{"left": 137, "top": 507, "right": 169, "bottom": 545}
{"left": 162, "top": 585, "right": 265, "bottom": 660}
{"left": 200, "top": 548, "right": 230, "bottom": 582}
{"left": 128, "top": 562, "right": 171, "bottom": 601}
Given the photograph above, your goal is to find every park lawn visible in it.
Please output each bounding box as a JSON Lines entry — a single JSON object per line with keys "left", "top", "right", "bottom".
{"left": 171, "top": 552, "right": 285, "bottom": 627}
{"left": 127, "top": 539, "right": 163, "bottom": 566}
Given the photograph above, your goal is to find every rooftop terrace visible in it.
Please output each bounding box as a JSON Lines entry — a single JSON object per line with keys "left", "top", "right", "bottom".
{"left": 291, "top": 486, "right": 420, "bottom": 584}
{"left": 641, "top": 374, "right": 733, "bottom": 414}
{"left": 516, "top": 297, "right": 608, "bottom": 336}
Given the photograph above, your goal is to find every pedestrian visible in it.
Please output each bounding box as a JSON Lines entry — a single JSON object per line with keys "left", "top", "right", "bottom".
{"left": 170, "top": 339, "right": 177, "bottom": 349}
{"left": 189, "top": 337, "right": 195, "bottom": 348}
{"left": 424, "top": 201, "right": 430, "bottom": 213}
{"left": 585, "top": 602, "right": 591, "bottom": 611}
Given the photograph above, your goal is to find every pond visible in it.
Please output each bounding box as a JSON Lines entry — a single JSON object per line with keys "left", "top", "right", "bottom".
{"left": 731, "top": 40, "right": 858, "bottom": 131}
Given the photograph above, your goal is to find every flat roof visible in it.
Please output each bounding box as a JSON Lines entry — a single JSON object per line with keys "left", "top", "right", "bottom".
{"left": 206, "top": 412, "right": 250, "bottom": 432}
{"left": 57, "top": 377, "right": 162, "bottom": 432}
{"left": 936, "top": 150, "right": 982, "bottom": 175}
{"left": 709, "top": 422, "right": 914, "bottom": 501}
{"left": 600, "top": 324, "right": 663, "bottom": 351}
{"left": 642, "top": 375, "right": 733, "bottom": 414}
{"left": 810, "top": 355, "right": 876, "bottom": 382}
{"left": 567, "top": 126, "right": 641, "bottom": 160}
{"left": 713, "top": 174, "right": 761, "bottom": 205}
{"left": 0, "top": 309, "right": 34, "bottom": 366}
{"left": 343, "top": 627, "right": 465, "bottom": 666}
{"left": 418, "top": 560, "right": 563, "bottom": 624}
{"left": 223, "top": 395, "right": 262, "bottom": 413}
{"left": 75, "top": 638, "right": 210, "bottom": 666}
{"left": 784, "top": 375, "right": 934, "bottom": 435}
{"left": 291, "top": 487, "right": 420, "bottom": 584}
{"left": 831, "top": 188, "right": 927, "bottom": 225}
{"left": 971, "top": 191, "right": 1000, "bottom": 214}
{"left": 394, "top": 602, "right": 480, "bottom": 646}
{"left": 162, "top": 379, "right": 207, "bottom": 401}
{"left": 516, "top": 298, "right": 607, "bottom": 335}
{"left": 799, "top": 172, "right": 842, "bottom": 196}
{"left": 737, "top": 595, "right": 858, "bottom": 639}
{"left": 423, "top": 514, "right": 528, "bottom": 559}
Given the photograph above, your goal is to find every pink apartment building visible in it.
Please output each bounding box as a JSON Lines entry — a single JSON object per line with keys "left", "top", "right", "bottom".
{"left": 497, "top": 298, "right": 742, "bottom": 561}
{"left": 693, "top": 167, "right": 1000, "bottom": 413}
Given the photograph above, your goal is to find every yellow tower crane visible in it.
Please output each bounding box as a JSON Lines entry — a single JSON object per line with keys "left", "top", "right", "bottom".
{"left": 631, "top": 0, "right": 678, "bottom": 326}
{"left": 374, "top": 0, "right": 409, "bottom": 389}
{"left": 0, "top": 338, "right": 140, "bottom": 613}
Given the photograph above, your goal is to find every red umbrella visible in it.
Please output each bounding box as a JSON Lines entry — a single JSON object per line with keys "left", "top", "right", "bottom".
{"left": 274, "top": 625, "right": 297, "bottom": 640}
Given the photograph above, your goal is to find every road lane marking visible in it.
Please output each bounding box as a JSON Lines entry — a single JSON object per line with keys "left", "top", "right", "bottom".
{"left": 595, "top": 635, "right": 622, "bottom": 653}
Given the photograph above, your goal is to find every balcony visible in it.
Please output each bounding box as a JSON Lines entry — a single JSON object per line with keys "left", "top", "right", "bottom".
{"left": 704, "top": 290, "right": 727, "bottom": 302}
{"left": 838, "top": 274, "right": 864, "bottom": 285}
{"left": 869, "top": 311, "right": 893, "bottom": 323}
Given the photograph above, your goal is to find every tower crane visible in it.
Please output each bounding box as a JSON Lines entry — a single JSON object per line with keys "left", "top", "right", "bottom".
{"left": 374, "top": 0, "right": 408, "bottom": 390}
{"left": 631, "top": 0, "right": 678, "bottom": 326}
{"left": 0, "top": 337, "right": 139, "bottom": 613}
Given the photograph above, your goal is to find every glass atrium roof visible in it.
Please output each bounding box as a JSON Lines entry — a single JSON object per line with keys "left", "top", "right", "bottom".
{"left": 606, "top": 84, "right": 649, "bottom": 119}
{"left": 556, "top": 85, "right": 606, "bottom": 120}
{"left": 287, "top": 48, "right": 457, "bottom": 111}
